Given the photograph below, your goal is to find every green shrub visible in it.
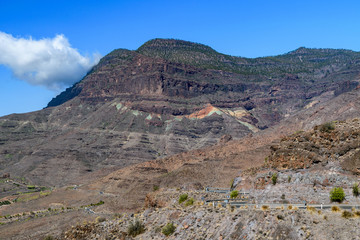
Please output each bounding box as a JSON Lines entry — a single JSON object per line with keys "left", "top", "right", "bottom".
{"left": 271, "top": 173, "right": 278, "bottom": 185}
{"left": 185, "top": 198, "right": 194, "bottom": 206}
{"left": 330, "top": 187, "right": 345, "bottom": 203}
{"left": 320, "top": 122, "right": 335, "bottom": 133}
{"left": 127, "top": 219, "right": 145, "bottom": 237}
{"left": 352, "top": 183, "right": 359, "bottom": 197}
{"left": 153, "top": 185, "right": 159, "bottom": 191}
{"left": 162, "top": 222, "right": 176, "bottom": 236}
{"left": 27, "top": 185, "right": 35, "bottom": 190}
{"left": 178, "top": 194, "right": 188, "bottom": 204}
{"left": 230, "top": 190, "right": 238, "bottom": 199}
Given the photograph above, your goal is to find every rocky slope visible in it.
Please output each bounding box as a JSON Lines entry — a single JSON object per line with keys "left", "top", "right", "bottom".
{"left": 2, "top": 90, "right": 360, "bottom": 239}
{"left": 61, "top": 189, "right": 360, "bottom": 240}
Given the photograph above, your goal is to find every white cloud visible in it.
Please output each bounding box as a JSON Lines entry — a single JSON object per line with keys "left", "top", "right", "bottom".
{"left": 0, "top": 32, "right": 101, "bottom": 90}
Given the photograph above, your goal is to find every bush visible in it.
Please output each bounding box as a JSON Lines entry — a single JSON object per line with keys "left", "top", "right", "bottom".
{"left": 153, "top": 185, "right": 159, "bottom": 191}
{"left": 178, "top": 194, "right": 188, "bottom": 204}
{"left": 342, "top": 210, "right": 354, "bottom": 219}
{"left": 320, "top": 122, "right": 335, "bottom": 133}
{"left": 185, "top": 198, "right": 194, "bottom": 206}
{"left": 352, "top": 183, "right": 359, "bottom": 197}
{"left": 162, "top": 222, "right": 176, "bottom": 236}
{"left": 230, "top": 190, "right": 238, "bottom": 199}
{"left": 271, "top": 173, "right": 278, "bottom": 185}
{"left": 330, "top": 187, "right": 345, "bottom": 203}
{"left": 127, "top": 219, "right": 145, "bottom": 237}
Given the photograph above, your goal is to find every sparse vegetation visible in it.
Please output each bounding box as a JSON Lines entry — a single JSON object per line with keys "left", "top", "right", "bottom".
{"left": 127, "top": 219, "right": 145, "bottom": 237}
{"left": 352, "top": 183, "right": 359, "bottom": 197}
{"left": 271, "top": 173, "right": 278, "bottom": 185}
{"left": 261, "top": 205, "right": 269, "bottom": 211}
{"left": 306, "top": 206, "right": 316, "bottom": 213}
{"left": 96, "top": 216, "right": 106, "bottom": 223}
{"left": 185, "top": 198, "right": 194, "bottom": 207}
{"left": 342, "top": 210, "right": 354, "bottom": 219}
{"left": 330, "top": 187, "right": 345, "bottom": 203}
{"left": 80, "top": 200, "right": 104, "bottom": 208}
{"left": 153, "top": 185, "right": 159, "bottom": 191}
{"left": 27, "top": 185, "right": 35, "bottom": 189}
{"left": 287, "top": 175, "right": 291, "bottom": 183}
{"left": 0, "top": 200, "right": 11, "bottom": 206}
{"left": 178, "top": 194, "right": 188, "bottom": 204}
{"left": 43, "top": 236, "right": 54, "bottom": 240}
{"left": 162, "top": 222, "right": 176, "bottom": 236}
{"left": 320, "top": 122, "right": 335, "bottom": 133}
{"left": 230, "top": 190, "right": 239, "bottom": 199}
{"left": 230, "top": 178, "right": 235, "bottom": 189}
{"left": 331, "top": 206, "right": 340, "bottom": 212}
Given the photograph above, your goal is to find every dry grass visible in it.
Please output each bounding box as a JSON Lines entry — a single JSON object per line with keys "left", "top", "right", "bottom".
{"left": 306, "top": 206, "right": 317, "bottom": 213}
{"left": 331, "top": 206, "right": 340, "bottom": 212}
{"left": 342, "top": 210, "right": 354, "bottom": 219}
{"left": 287, "top": 205, "right": 293, "bottom": 210}
{"left": 261, "top": 205, "right": 269, "bottom": 211}
{"left": 353, "top": 211, "right": 360, "bottom": 217}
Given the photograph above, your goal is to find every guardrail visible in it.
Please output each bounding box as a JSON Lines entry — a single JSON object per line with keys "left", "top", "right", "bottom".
{"left": 206, "top": 200, "right": 360, "bottom": 210}
{"left": 205, "top": 187, "right": 250, "bottom": 195}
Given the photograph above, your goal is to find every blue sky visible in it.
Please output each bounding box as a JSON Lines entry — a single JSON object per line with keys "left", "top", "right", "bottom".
{"left": 1, "top": 0, "right": 360, "bottom": 116}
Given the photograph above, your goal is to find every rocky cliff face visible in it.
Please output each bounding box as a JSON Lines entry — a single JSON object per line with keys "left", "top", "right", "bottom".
{"left": 2, "top": 39, "right": 360, "bottom": 187}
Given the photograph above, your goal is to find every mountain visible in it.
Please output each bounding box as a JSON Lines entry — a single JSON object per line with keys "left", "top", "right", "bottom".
{"left": 2, "top": 39, "right": 360, "bottom": 239}
{"left": 2, "top": 87, "right": 360, "bottom": 239}
{"left": 1, "top": 39, "right": 360, "bottom": 187}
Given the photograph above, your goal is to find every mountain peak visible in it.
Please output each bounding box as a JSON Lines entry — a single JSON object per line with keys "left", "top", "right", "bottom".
{"left": 137, "top": 38, "right": 217, "bottom": 54}
{"left": 287, "top": 46, "right": 355, "bottom": 55}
